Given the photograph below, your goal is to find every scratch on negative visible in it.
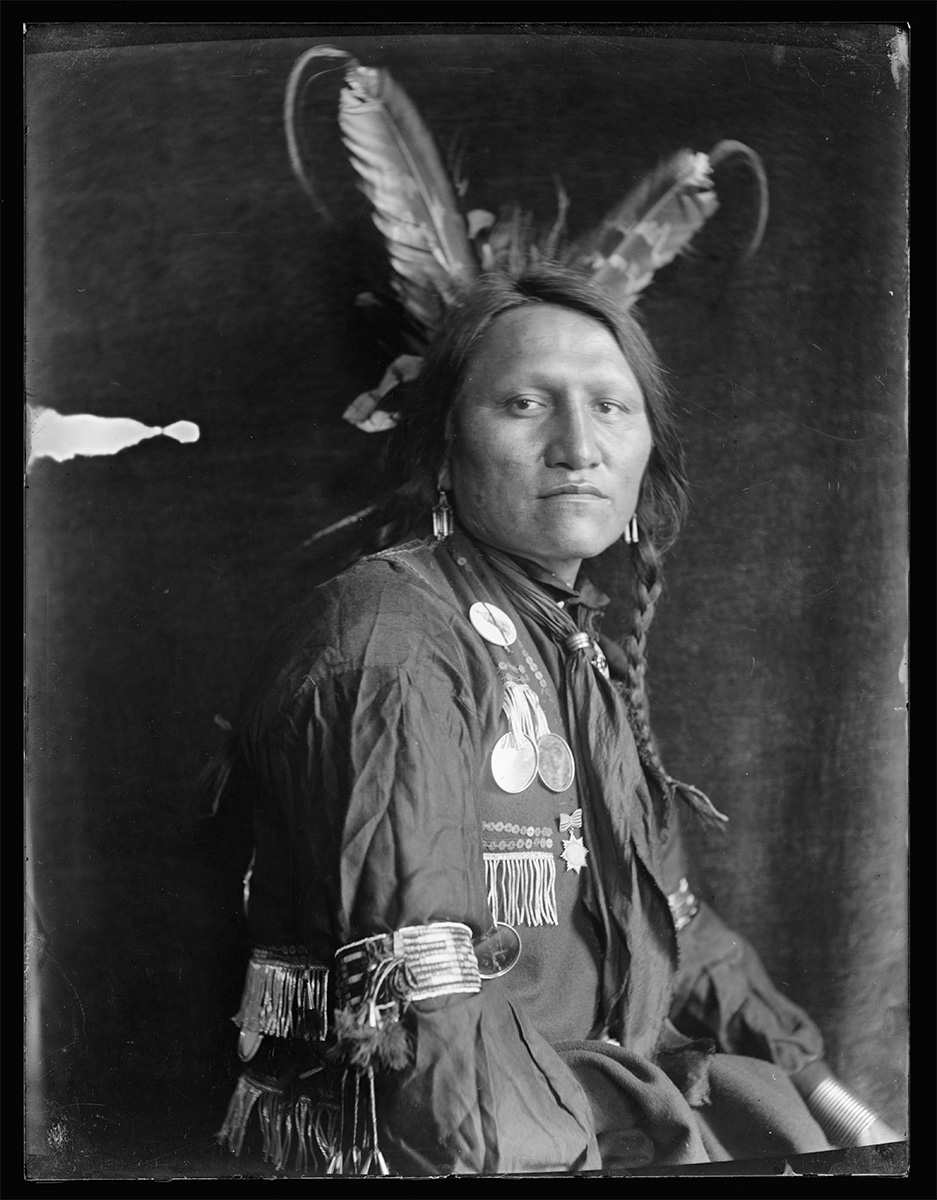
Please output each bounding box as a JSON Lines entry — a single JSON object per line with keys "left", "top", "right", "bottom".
{"left": 679, "top": 396, "right": 733, "bottom": 425}
{"left": 733, "top": 384, "right": 866, "bottom": 442}
{"left": 800, "top": 59, "right": 826, "bottom": 89}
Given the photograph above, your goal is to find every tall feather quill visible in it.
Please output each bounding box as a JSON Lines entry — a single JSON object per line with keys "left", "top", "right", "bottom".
{"left": 337, "top": 58, "right": 479, "bottom": 337}
{"left": 565, "top": 141, "right": 768, "bottom": 307}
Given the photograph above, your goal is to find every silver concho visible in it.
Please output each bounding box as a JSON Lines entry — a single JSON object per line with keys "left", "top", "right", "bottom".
{"left": 537, "top": 732, "right": 576, "bottom": 793}
{"left": 473, "top": 922, "right": 522, "bottom": 979}
{"left": 490, "top": 731, "right": 538, "bottom": 793}
{"left": 469, "top": 602, "right": 517, "bottom": 648}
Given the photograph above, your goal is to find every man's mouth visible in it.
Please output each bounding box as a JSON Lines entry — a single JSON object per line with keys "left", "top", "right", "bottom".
{"left": 540, "top": 483, "right": 607, "bottom": 498}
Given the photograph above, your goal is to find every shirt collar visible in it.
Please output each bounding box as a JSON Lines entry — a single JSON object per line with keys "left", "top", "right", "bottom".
{"left": 501, "top": 551, "right": 611, "bottom": 612}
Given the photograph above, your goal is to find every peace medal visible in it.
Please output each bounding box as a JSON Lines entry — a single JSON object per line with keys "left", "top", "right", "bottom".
{"left": 473, "top": 922, "right": 522, "bottom": 978}
{"left": 490, "top": 731, "right": 538, "bottom": 794}
{"left": 469, "top": 602, "right": 517, "bottom": 648}
{"left": 537, "top": 732, "right": 576, "bottom": 792}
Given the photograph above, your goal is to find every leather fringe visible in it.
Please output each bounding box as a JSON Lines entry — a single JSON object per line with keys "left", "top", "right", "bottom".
{"left": 484, "top": 851, "right": 558, "bottom": 926}
{"left": 217, "top": 1072, "right": 340, "bottom": 1172}
{"left": 235, "top": 951, "right": 329, "bottom": 1041}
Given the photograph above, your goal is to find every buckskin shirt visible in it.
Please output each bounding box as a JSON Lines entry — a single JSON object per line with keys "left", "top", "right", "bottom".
{"left": 217, "top": 529, "right": 834, "bottom": 1174}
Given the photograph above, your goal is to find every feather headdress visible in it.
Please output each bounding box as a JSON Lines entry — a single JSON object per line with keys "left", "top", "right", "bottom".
{"left": 286, "top": 46, "right": 479, "bottom": 347}
{"left": 284, "top": 45, "right": 768, "bottom": 514}
{"left": 564, "top": 141, "right": 768, "bottom": 306}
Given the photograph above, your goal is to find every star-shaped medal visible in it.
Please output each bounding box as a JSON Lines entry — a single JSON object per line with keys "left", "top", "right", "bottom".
{"left": 561, "top": 831, "right": 589, "bottom": 874}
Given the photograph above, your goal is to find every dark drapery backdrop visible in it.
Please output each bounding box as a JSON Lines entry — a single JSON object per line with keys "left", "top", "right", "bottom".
{"left": 25, "top": 25, "right": 907, "bottom": 1176}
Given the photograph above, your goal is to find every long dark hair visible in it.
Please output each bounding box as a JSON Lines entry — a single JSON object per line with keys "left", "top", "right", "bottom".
{"left": 381, "top": 265, "right": 693, "bottom": 812}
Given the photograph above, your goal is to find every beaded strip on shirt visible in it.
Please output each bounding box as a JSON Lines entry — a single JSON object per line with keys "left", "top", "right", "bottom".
{"left": 482, "top": 820, "right": 554, "bottom": 852}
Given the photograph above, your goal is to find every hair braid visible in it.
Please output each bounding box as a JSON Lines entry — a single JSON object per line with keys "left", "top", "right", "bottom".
{"left": 619, "top": 537, "right": 674, "bottom": 803}
{"left": 616, "top": 536, "right": 729, "bottom": 832}
{"left": 623, "top": 538, "right": 661, "bottom": 724}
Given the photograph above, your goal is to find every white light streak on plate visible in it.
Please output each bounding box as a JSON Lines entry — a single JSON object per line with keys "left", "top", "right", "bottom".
{"left": 27, "top": 407, "right": 200, "bottom": 466}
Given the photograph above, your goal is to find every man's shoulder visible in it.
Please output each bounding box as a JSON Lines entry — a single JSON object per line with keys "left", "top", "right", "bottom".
{"left": 316, "top": 537, "right": 453, "bottom": 612}
{"left": 241, "top": 539, "right": 465, "bottom": 714}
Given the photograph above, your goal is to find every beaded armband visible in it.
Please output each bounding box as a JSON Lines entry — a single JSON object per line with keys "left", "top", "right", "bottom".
{"left": 335, "top": 921, "right": 482, "bottom": 1009}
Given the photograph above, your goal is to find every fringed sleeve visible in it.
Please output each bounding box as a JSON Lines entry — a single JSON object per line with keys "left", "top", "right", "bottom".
{"left": 217, "top": 948, "right": 335, "bottom": 1170}
{"left": 233, "top": 948, "right": 329, "bottom": 1041}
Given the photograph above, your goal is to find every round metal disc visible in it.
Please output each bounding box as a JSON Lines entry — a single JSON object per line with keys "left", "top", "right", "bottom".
{"left": 469, "top": 602, "right": 517, "bottom": 648}
{"left": 537, "top": 732, "right": 576, "bottom": 793}
{"left": 490, "top": 732, "right": 538, "bottom": 793}
{"left": 238, "top": 1029, "right": 263, "bottom": 1062}
{"left": 474, "top": 923, "right": 522, "bottom": 978}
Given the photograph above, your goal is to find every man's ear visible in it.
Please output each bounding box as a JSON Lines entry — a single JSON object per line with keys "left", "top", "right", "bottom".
{"left": 438, "top": 461, "right": 452, "bottom": 491}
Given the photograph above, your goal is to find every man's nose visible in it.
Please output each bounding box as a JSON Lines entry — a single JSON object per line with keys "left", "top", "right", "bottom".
{"left": 545, "top": 402, "right": 601, "bottom": 470}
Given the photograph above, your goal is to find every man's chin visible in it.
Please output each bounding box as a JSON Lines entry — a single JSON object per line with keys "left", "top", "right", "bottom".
{"left": 552, "top": 531, "right": 627, "bottom": 564}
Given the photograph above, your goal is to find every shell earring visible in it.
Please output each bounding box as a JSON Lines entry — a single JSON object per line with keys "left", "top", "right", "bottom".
{"left": 623, "top": 515, "right": 640, "bottom": 545}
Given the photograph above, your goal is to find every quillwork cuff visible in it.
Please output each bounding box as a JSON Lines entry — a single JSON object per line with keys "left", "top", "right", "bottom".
{"left": 336, "top": 921, "right": 482, "bottom": 1007}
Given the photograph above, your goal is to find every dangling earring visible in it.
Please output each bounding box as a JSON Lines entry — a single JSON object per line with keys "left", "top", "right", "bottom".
{"left": 623, "top": 515, "right": 640, "bottom": 545}
{"left": 432, "top": 489, "right": 454, "bottom": 540}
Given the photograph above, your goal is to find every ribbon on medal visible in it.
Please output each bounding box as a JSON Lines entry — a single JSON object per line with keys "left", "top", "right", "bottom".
{"left": 558, "top": 809, "right": 583, "bottom": 834}
{"left": 492, "top": 681, "right": 575, "bottom": 795}
{"left": 490, "top": 683, "right": 540, "bottom": 794}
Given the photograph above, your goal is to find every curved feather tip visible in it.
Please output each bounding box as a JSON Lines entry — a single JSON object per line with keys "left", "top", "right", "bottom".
{"left": 284, "top": 45, "right": 357, "bottom": 221}
{"left": 708, "top": 140, "right": 769, "bottom": 261}
{"left": 562, "top": 148, "right": 721, "bottom": 307}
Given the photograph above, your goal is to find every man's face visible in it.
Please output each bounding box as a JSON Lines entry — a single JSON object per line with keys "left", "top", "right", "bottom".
{"left": 443, "top": 304, "right": 653, "bottom": 585}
